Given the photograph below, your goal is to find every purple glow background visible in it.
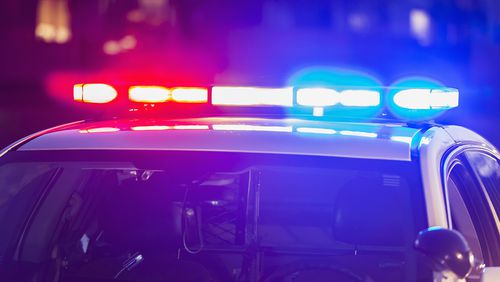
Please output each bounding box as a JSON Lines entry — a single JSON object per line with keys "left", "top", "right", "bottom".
{"left": 1, "top": 0, "right": 500, "bottom": 147}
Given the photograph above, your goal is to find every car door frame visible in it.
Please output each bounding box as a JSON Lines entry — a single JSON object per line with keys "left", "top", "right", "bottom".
{"left": 419, "top": 125, "right": 500, "bottom": 269}
{"left": 441, "top": 143, "right": 500, "bottom": 266}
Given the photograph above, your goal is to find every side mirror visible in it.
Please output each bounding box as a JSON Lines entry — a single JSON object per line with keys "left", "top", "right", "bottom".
{"left": 415, "top": 227, "right": 474, "bottom": 280}
{"left": 482, "top": 267, "right": 500, "bottom": 282}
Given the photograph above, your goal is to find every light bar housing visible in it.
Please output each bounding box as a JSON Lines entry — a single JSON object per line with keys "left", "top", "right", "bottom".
{"left": 128, "top": 86, "right": 208, "bottom": 103}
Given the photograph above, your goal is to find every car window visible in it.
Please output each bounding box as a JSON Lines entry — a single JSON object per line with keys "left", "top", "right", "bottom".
{"left": 0, "top": 163, "right": 59, "bottom": 261}
{"left": 446, "top": 159, "right": 500, "bottom": 269}
{"left": 465, "top": 151, "right": 500, "bottom": 218}
{"left": 446, "top": 173, "right": 484, "bottom": 264}
{"left": 0, "top": 150, "right": 430, "bottom": 282}
{"left": 58, "top": 167, "right": 416, "bottom": 282}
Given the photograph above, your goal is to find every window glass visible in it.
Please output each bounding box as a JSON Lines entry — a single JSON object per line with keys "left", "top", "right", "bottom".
{"left": 466, "top": 151, "right": 500, "bottom": 216}
{"left": 54, "top": 166, "right": 416, "bottom": 281}
{"left": 0, "top": 151, "right": 429, "bottom": 282}
{"left": 446, "top": 163, "right": 488, "bottom": 281}
{"left": 446, "top": 158, "right": 500, "bottom": 270}
{"left": 0, "top": 163, "right": 59, "bottom": 261}
{"left": 258, "top": 167, "right": 412, "bottom": 248}
{"left": 446, "top": 174, "right": 484, "bottom": 264}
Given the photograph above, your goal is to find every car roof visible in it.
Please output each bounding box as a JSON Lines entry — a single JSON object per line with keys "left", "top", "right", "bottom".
{"left": 15, "top": 117, "right": 423, "bottom": 161}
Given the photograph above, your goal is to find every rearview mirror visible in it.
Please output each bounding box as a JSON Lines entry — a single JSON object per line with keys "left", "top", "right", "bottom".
{"left": 414, "top": 227, "right": 474, "bottom": 280}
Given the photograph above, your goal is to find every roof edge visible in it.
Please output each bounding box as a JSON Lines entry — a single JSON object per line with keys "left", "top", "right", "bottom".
{"left": 0, "top": 120, "right": 86, "bottom": 158}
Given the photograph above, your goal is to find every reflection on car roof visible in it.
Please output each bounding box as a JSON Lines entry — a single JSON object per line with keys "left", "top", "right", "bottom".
{"left": 18, "top": 117, "right": 422, "bottom": 161}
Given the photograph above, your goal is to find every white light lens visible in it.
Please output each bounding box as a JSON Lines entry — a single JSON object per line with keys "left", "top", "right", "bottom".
{"left": 393, "top": 89, "right": 428, "bottom": 109}
{"left": 171, "top": 87, "right": 208, "bottom": 103}
{"left": 429, "top": 89, "right": 459, "bottom": 109}
{"left": 73, "top": 84, "right": 83, "bottom": 101}
{"left": 212, "top": 124, "right": 293, "bottom": 132}
{"left": 129, "top": 86, "right": 170, "bottom": 103}
{"left": 74, "top": 84, "right": 118, "bottom": 104}
{"left": 340, "top": 90, "right": 380, "bottom": 107}
{"left": 393, "top": 88, "right": 459, "bottom": 110}
{"left": 296, "top": 88, "right": 340, "bottom": 107}
{"left": 212, "top": 87, "right": 293, "bottom": 106}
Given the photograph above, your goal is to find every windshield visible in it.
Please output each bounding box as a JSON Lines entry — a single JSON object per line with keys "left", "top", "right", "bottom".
{"left": 0, "top": 150, "right": 429, "bottom": 281}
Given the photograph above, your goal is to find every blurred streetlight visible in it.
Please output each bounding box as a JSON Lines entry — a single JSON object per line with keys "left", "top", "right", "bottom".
{"left": 35, "top": 0, "right": 71, "bottom": 44}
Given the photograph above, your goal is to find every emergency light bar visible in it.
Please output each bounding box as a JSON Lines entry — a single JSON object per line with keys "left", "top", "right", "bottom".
{"left": 129, "top": 86, "right": 208, "bottom": 103}
{"left": 73, "top": 83, "right": 459, "bottom": 121}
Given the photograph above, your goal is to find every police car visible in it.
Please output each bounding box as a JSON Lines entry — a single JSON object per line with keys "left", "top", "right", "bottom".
{"left": 0, "top": 83, "right": 499, "bottom": 282}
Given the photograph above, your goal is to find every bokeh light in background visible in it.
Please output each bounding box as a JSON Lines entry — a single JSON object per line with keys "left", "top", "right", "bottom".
{"left": 35, "top": 0, "right": 71, "bottom": 44}
{"left": 1, "top": 0, "right": 500, "bottom": 146}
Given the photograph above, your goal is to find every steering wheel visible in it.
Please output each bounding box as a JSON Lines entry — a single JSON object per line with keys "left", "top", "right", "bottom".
{"left": 263, "top": 261, "right": 372, "bottom": 282}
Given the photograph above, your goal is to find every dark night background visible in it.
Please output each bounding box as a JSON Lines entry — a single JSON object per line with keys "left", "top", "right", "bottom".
{"left": 1, "top": 0, "right": 500, "bottom": 148}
